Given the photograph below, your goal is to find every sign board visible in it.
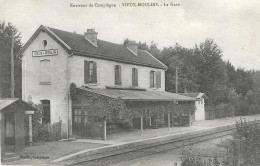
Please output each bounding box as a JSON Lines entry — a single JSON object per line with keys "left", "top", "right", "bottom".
{"left": 32, "top": 49, "right": 58, "bottom": 57}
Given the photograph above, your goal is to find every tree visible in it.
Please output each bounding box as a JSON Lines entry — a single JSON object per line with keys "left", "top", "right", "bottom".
{"left": 193, "top": 39, "right": 228, "bottom": 105}
{"left": 0, "top": 21, "right": 22, "bottom": 98}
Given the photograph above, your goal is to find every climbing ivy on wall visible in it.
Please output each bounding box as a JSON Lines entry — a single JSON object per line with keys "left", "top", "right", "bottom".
{"left": 71, "top": 84, "right": 195, "bottom": 121}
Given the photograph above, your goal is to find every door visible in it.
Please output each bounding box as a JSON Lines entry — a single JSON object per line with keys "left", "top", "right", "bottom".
{"left": 72, "top": 107, "right": 104, "bottom": 139}
{"left": 72, "top": 108, "right": 82, "bottom": 136}
{"left": 92, "top": 116, "right": 103, "bottom": 139}
{"left": 4, "top": 112, "right": 15, "bottom": 153}
{"left": 82, "top": 107, "right": 93, "bottom": 138}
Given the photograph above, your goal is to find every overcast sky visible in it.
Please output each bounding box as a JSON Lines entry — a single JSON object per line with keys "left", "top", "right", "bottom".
{"left": 1, "top": 0, "right": 260, "bottom": 70}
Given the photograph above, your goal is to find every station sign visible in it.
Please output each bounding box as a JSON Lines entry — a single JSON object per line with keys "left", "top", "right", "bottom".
{"left": 32, "top": 49, "right": 58, "bottom": 57}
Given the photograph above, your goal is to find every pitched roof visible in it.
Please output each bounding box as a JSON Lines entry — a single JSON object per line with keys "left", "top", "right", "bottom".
{"left": 77, "top": 87, "right": 197, "bottom": 102}
{"left": 180, "top": 92, "right": 206, "bottom": 99}
{"left": 0, "top": 98, "right": 19, "bottom": 110}
{"left": 20, "top": 25, "right": 167, "bottom": 70}
{"left": 0, "top": 98, "right": 39, "bottom": 112}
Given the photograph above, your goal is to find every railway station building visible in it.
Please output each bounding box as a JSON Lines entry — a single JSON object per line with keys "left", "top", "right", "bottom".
{"left": 19, "top": 25, "right": 198, "bottom": 139}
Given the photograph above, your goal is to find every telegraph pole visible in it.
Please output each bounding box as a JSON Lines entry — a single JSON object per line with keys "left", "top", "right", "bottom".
{"left": 10, "top": 31, "right": 15, "bottom": 98}
{"left": 175, "top": 66, "right": 178, "bottom": 93}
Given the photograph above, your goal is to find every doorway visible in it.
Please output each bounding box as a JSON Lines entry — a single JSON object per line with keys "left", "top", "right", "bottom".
{"left": 72, "top": 107, "right": 103, "bottom": 139}
{"left": 4, "top": 112, "right": 15, "bottom": 153}
{"left": 41, "top": 100, "right": 50, "bottom": 124}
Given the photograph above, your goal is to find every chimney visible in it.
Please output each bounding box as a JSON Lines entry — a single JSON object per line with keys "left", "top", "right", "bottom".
{"left": 126, "top": 41, "right": 138, "bottom": 55}
{"left": 84, "top": 29, "right": 98, "bottom": 47}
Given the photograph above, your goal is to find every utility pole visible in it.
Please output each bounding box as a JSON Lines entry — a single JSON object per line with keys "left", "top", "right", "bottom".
{"left": 175, "top": 66, "right": 178, "bottom": 93}
{"left": 10, "top": 31, "right": 15, "bottom": 98}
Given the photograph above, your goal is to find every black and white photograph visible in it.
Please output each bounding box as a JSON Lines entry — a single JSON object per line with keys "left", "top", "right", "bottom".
{"left": 1, "top": 0, "right": 260, "bottom": 165}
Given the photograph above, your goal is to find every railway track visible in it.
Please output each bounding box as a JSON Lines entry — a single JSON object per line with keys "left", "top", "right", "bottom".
{"left": 57, "top": 120, "right": 260, "bottom": 166}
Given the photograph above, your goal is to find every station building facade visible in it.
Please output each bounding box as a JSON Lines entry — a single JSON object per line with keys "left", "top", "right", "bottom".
{"left": 20, "top": 25, "right": 197, "bottom": 138}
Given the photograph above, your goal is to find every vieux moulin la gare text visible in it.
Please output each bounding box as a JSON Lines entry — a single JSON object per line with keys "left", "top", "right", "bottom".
{"left": 70, "top": 2, "right": 180, "bottom": 8}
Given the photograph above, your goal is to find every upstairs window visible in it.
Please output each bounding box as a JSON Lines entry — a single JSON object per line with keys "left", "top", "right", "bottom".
{"left": 115, "top": 65, "right": 122, "bottom": 85}
{"left": 150, "top": 70, "right": 161, "bottom": 89}
{"left": 155, "top": 71, "right": 161, "bottom": 88}
{"left": 84, "top": 60, "right": 97, "bottom": 84}
{"left": 40, "top": 59, "right": 51, "bottom": 84}
{"left": 132, "top": 68, "right": 138, "bottom": 86}
{"left": 150, "top": 71, "right": 155, "bottom": 88}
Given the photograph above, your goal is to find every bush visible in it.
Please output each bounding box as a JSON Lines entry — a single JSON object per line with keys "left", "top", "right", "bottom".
{"left": 24, "top": 102, "right": 50, "bottom": 145}
{"left": 233, "top": 118, "right": 260, "bottom": 165}
{"left": 181, "top": 147, "right": 221, "bottom": 166}
{"left": 181, "top": 119, "right": 260, "bottom": 166}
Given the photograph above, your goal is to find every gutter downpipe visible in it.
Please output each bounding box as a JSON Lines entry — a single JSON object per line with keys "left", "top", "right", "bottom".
{"left": 67, "top": 52, "right": 73, "bottom": 139}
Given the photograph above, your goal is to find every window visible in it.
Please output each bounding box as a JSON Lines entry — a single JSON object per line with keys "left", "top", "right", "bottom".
{"left": 155, "top": 71, "right": 161, "bottom": 88}
{"left": 150, "top": 71, "right": 155, "bottom": 88}
{"left": 89, "top": 61, "right": 94, "bottom": 83}
{"left": 150, "top": 71, "right": 161, "bottom": 89}
{"left": 40, "top": 59, "right": 51, "bottom": 84}
{"left": 84, "top": 60, "right": 97, "bottom": 84}
{"left": 115, "top": 65, "right": 122, "bottom": 85}
{"left": 132, "top": 68, "right": 138, "bottom": 86}
{"left": 43, "top": 40, "right": 47, "bottom": 48}
{"left": 41, "top": 100, "right": 50, "bottom": 124}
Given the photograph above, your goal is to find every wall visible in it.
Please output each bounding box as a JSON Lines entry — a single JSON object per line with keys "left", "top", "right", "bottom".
{"left": 22, "top": 31, "right": 70, "bottom": 135}
{"left": 195, "top": 98, "right": 205, "bottom": 121}
{"left": 70, "top": 55, "right": 166, "bottom": 91}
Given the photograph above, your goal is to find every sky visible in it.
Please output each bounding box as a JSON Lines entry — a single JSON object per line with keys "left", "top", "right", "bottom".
{"left": 1, "top": 0, "right": 260, "bottom": 70}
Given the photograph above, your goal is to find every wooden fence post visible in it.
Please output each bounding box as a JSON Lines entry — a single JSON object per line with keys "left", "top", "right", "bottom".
{"left": 141, "top": 116, "right": 143, "bottom": 135}
{"left": 239, "top": 137, "right": 245, "bottom": 165}
{"left": 168, "top": 113, "right": 170, "bottom": 131}
{"left": 60, "top": 120, "right": 62, "bottom": 139}
{"left": 104, "top": 119, "right": 107, "bottom": 141}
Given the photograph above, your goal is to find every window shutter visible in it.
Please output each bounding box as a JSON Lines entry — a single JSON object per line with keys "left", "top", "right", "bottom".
{"left": 115, "top": 65, "right": 119, "bottom": 85}
{"left": 118, "top": 65, "right": 122, "bottom": 85}
{"left": 136, "top": 69, "right": 138, "bottom": 86}
{"left": 84, "top": 60, "right": 89, "bottom": 84}
{"left": 156, "top": 71, "right": 161, "bottom": 88}
{"left": 132, "top": 68, "right": 138, "bottom": 87}
{"left": 132, "top": 68, "right": 135, "bottom": 86}
{"left": 93, "top": 61, "right": 97, "bottom": 83}
{"left": 150, "top": 71, "right": 154, "bottom": 88}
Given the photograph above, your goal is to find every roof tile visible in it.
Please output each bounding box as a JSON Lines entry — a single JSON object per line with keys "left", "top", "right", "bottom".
{"left": 48, "top": 27, "right": 167, "bottom": 69}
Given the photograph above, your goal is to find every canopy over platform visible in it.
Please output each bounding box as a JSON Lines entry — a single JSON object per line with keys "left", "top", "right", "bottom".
{"left": 180, "top": 92, "right": 207, "bottom": 99}
{"left": 77, "top": 86, "right": 197, "bottom": 102}
{"left": 71, "top": 87, "right": 197, "bottom": 140}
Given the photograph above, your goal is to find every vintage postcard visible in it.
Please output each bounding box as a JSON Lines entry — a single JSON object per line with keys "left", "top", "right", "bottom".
{"left": 1, "top": 0, "right": 260, "bottom": 165}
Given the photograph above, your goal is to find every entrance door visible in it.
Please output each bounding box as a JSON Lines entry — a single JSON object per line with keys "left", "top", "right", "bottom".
{"left": 92, "top": 116, "right": 103, "bottom": 139}
{"left": 4, "top": 112, "right": 15, "bottom": 153}
{"left": 72, "top": 107, "right": 103, "bottom": 139}
{"left": 82, "top": 107, "right": 92, "bottom": 138}
{"left": 72, "top": 108, "right": 82, "bottom": 136}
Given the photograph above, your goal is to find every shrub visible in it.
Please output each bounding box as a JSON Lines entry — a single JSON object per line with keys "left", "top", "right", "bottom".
{"left": 181, "top": 147, "right": 221, "bottom": 166}
{"left": 24, "top": 102, "right": 50, "bottom": 145}
{"left": 181, "top": 119, "right": 260, "bottom": 166}
{"left": 233, "top": 118, "right": 260, "bottom": 165}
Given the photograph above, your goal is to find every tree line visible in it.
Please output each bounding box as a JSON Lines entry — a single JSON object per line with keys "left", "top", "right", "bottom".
{"left": 126, "top": 38, "right": 260, "bottom": 117}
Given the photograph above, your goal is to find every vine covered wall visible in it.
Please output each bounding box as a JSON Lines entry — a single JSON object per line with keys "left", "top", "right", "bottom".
{"left": 73, "top": 88, "right": 195, "bottom": 123}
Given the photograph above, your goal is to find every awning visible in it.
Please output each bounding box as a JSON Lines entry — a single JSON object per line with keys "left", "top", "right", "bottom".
{"left": 77, "top": 87, "right": 197, "bottom": 102}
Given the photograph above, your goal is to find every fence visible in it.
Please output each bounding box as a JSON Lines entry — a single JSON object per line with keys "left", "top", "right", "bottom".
{"left": 44, "top": 120, "right": 62, "bottom": 141}
{"left": 205, "top": 111, "right": 215, "bottom": 120}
